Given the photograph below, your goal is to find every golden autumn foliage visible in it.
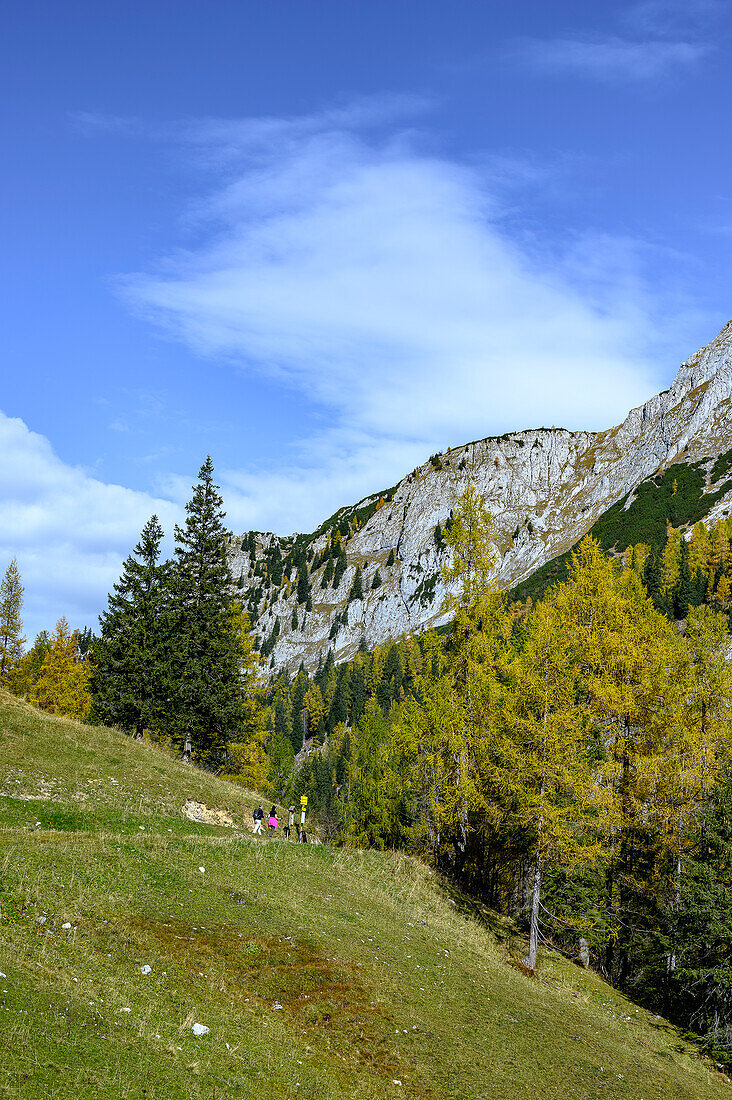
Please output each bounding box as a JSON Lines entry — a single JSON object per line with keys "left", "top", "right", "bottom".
{"left": 30, "top": 617, "right": 91, "bottom": 720}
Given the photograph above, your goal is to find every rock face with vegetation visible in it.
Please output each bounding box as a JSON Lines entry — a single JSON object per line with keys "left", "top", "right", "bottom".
{"left": 231, "top": 321, "right": 732, "bottom": 671}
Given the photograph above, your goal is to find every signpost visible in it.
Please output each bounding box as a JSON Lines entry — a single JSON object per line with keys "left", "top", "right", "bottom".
{"left": 299, "top": 795, "right": 308, "bottom": 843}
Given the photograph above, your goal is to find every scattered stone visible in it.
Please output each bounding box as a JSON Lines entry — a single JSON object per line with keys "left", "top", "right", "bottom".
{"left": 198, "top": 867, "right": 205, "bottom": 874}
{"left": 273, "top": 1002, "right": 284, "bottom": 1010}
{"left": 62, "top": 922, "right": 72, "bottom": 930}
{"left": 0, "top": 973, "right": 6, "bottom": 978}
{"left": 140, "top": 965, "right": 152, "bottom": 975}
{"left": 192, "top": 1023, "right": 210, "bottom": 1036}
{"left": 37, "top": 916, "right": 46, "bottom": 923}
{"left": 120, "top": 1008, "right": 131, "bottom": 1013}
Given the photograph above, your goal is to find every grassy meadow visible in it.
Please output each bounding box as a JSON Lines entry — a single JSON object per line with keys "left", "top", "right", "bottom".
{"left": 0, "top": 690, "right": 728, "bottom": 1099}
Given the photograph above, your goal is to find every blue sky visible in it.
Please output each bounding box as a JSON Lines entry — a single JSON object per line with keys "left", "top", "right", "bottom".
{"left": 1, "top": 0, "right": 731, "bottom": 638}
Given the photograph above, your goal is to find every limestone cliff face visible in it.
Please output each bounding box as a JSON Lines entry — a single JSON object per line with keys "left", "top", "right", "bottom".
{"left": 230, "top": 321, "right": 732, "bottom": 672}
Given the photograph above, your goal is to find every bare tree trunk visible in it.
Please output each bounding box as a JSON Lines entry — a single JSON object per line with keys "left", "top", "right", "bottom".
{"left": 524, "top": 849, "right": 542, "bottom": 971}
{"left": 521, "top": 855, "right": 533, "bottom": 915}
{"left": 182, "top": 726, "right": 192, "bottom": 764}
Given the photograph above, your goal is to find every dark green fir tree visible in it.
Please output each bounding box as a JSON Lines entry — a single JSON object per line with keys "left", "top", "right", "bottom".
{"left": 90, "top": 515, "right": 169, "bottom": 739}
{"left": 349, "top": 566, "right": 364, "bottom": 601}
{"left": 297, "top": 563, "right": 310, "bottom": 605}
{"left": 167, "top": 457, "right": 247, "bottom": 765}
{"left": 673, "top": 538, "right": 693, "bottom": 619}
{"left": 321, "top": 557, "right": 334, "bottom": 589}
{"left": 675, "top": 764, "right": 732, "bottom": 1063}
{"left": 333, "top": 546, "right": 347, "bottom": 589}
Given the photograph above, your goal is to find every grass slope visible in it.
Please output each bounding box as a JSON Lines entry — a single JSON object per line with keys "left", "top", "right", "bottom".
{"left": 0, "top": 692, "right": 726, "bottom": 1100}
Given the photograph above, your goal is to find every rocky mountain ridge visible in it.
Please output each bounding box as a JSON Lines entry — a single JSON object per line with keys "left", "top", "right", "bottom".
{"left": 230, "top": 321, "right": 732, "bottom": 672}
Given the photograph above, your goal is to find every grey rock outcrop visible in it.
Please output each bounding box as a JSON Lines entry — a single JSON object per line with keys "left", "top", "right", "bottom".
{"left": 230, "top": 322, "right": 732, "bottom": 672}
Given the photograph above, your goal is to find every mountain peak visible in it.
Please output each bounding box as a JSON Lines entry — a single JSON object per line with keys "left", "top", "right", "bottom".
{"left": 232, "top": 323, "right": 732, "bottom": 671}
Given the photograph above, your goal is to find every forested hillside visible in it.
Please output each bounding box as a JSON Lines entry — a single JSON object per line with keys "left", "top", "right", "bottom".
{"left": 259, "top": 489, "right": 732, "bottom": 1067}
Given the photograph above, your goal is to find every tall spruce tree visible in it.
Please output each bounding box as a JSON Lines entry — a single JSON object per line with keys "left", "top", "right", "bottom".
{"left": 90, "top": 515, "right": 168, "bottom": 738}
{"left": 0, "top": 558, "right": 25, "bottom": 686}
{"left": 167, "top": 457, "right": 246, "bottom": 765}
{"left": 675, "top": 763, "right": 732, "bottom": 1061}
{"left": 674, "top": 538, "right": 693, "bottom": 619}
{"left": 349, "top": 566, "right": 364, "bottom": 602}
{"left": 333, "top": 546, "right": 347, "bottom": 589}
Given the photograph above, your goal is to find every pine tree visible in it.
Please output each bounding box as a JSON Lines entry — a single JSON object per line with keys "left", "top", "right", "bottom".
{"left": 321, "top": 557, "right": 334, "bottom": 589}
{"left": 673, "top": 538, "right": 693, "bottom": 619}
{"left": 349, "top": 566, "right": 364, "bottom": 602}
{"left": 90, "top": 516, "right": 168, "bottom": 738}
{"left": 290, "top": 669, "right": 309, "bottom": 752}
{"left": 0, "top": 559, "right": 25, "bottom": 686}
{"left": 333, "top": 547, "right": 347, "bottom": 589}
{"left": 675, "top": 763, "right": 732, "bottom": 1061}
{"left": 386, "top": 549, "right": 396, "bottom": 568}
{"left": 273, "top": 690, "right": 291, "bottom": 739}
{"left": 297, "top": 563, "right": 310, "bottom": 604}
{"left": 344, "top": 698, "right": 410, "bottom": 849}
{"left": 371, "top": 569, "right": 382, "bottom": 589}
{"left": 166, "top": 457, "right": 248, "bottom": 765}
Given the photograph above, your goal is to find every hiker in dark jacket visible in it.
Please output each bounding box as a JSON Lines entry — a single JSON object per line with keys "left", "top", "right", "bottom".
{"left": 252, "top": 803, "right": 265, "bottom": 835}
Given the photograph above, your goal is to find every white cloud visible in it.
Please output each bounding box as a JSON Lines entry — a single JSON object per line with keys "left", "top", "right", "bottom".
{"left": 0, "top": 411, "right": 180, "bottom": 640}
{"left": 3, "top": 102, "right": 711, "bottom": 638}
{"left": 516, "top": 34, "right": 706, "bottom": 80}
{"left": 124, "top": 113, "right": 675, "bottom": 482}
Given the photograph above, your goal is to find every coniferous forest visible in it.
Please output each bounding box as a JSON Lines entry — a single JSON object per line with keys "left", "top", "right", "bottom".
{"left": 4, "top": 470, "right": 732, "bottom": 1065}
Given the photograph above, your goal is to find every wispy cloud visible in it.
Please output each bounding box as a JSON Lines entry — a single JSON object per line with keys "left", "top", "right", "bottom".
{"left": 514, "top": 0, "right": 718, "bottom": 82}
{"left": 517, "top": 35, "right": 707, "bottom": 80}
{"left": 121, "top": 102, "right": 689, "bottom": 529}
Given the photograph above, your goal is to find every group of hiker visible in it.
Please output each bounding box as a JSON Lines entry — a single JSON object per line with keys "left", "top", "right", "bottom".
{"left": 252, "top": 802, "right": 304, "bottom": 841}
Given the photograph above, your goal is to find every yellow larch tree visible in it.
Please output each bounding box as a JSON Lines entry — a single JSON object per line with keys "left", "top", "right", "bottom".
{"left": 399, "top": 486, "right": 510, "bottom": 873}
{"left": 31, "top": 617, "right": 91, "bottom": 720}
{"left": 502, "top": 596, "right": 615, "bottom": 970}
{"left": 552, "top": 537, "right": 688, "bottom": 977}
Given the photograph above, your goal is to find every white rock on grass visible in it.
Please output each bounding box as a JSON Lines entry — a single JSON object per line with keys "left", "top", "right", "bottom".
{"left": 192, "top": 1023, "right": 210, "bottom": 1036}
{"left": 198, "top": 867, "right": 205, "bottom": 874}
{"left": 140, "top": 965, "right": 152, "bottom": 975}
{"left": 62, "top": 922, "right": 72, "bottom": 930}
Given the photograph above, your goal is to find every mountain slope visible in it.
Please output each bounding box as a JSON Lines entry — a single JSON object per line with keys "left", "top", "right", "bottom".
{"left": 232, "top": 322, "right": 732, "bottom": 671}
{"left": 0, "top": 691, "right": 726, "bottom": 1099}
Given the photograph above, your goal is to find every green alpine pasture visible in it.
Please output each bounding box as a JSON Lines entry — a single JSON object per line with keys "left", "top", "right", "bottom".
{"left": 0, "top": 691, "right": 726, "bottom": 1099}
